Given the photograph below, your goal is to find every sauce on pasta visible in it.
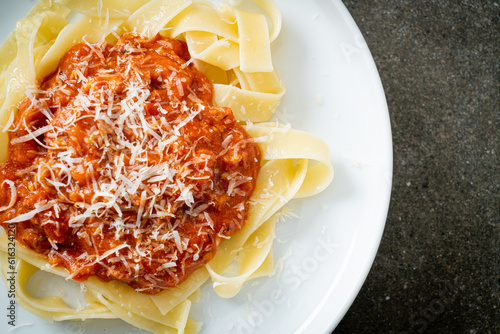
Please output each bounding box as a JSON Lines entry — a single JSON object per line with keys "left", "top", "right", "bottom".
{"left": 0, "top": 33, "right": 261, "bottom": 293}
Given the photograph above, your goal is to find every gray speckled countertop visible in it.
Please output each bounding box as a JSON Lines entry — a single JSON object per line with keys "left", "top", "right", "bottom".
{"left": 334, "top": 1, "right": 499, "bottom": 333}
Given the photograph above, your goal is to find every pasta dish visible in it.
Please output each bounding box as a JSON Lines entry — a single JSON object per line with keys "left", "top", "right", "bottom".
{"left": 0, "top": 0, "right": 333, "bottom": 333}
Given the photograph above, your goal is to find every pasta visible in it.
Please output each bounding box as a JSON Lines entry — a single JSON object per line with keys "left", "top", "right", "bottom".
{"left": 0, "top": 0, "right": 333, "bottom": 333}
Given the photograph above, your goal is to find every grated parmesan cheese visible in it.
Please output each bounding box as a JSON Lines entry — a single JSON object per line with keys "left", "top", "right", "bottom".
{"left": 0, "top": 33, "right": 261, "bottom": 293}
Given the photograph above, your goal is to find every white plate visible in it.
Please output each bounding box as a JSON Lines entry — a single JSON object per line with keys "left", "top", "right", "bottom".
{"left": 0, "top": 0, "right": 392, "bottom": 333}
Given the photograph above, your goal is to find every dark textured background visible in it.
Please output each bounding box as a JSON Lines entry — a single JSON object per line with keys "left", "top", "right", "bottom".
{"left": 334, "top": 1, "right": 499, "bottom": 333}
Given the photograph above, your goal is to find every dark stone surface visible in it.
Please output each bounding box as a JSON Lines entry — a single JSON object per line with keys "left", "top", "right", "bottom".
{"left": 334, "top": 1, "right": 499, "bottom": 333}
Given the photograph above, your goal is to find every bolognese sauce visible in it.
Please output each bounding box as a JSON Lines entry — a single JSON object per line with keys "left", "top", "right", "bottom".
{"left": 0, "top": 33, "right": 261, "bottom": 293}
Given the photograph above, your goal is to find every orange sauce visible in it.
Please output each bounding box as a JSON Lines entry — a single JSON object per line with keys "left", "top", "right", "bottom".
{"left": 0, "top": 34, "right": 260, "bottom": 293}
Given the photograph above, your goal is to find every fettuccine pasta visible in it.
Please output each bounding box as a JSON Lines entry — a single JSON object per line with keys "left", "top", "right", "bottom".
{"left": 0, "top": 0, "right": 333, "bottom": 333}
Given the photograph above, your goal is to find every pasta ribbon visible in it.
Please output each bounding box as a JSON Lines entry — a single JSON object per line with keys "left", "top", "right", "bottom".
{"left": 245, "top": 123, "right": 334, "bottom": 198}
{"left": 36, "top": 15, "right": 125, "bottom": 79}
{"left": 235, "top": 9, "right": 273, "bottom": 72}
{"left": 0, "top": 11, "right": 68, "bottom": 161}
{"left": 126, "top": 0, "right": 192, "bottom": 38}
{"left": 56, "top": 0, "right": 151, "bottom": 19}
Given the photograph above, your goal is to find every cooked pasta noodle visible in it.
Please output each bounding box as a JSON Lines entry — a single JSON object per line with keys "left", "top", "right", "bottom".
{"left": 0, "top": 0, "right": 333, "bottom": 333}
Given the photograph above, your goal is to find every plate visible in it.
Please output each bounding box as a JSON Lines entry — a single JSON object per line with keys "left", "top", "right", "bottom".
{"left": 0, "top": 0, "right": 392, "bottom": 333}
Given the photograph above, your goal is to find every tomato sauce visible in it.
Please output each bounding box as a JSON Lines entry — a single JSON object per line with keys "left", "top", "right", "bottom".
{"left": 0, "top": 34, "right": 261, "bottom": 293}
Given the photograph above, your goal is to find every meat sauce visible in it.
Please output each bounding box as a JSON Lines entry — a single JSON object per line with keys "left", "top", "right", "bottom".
{"left": 0, "top": 33, "right": 261, "bottom": 293}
